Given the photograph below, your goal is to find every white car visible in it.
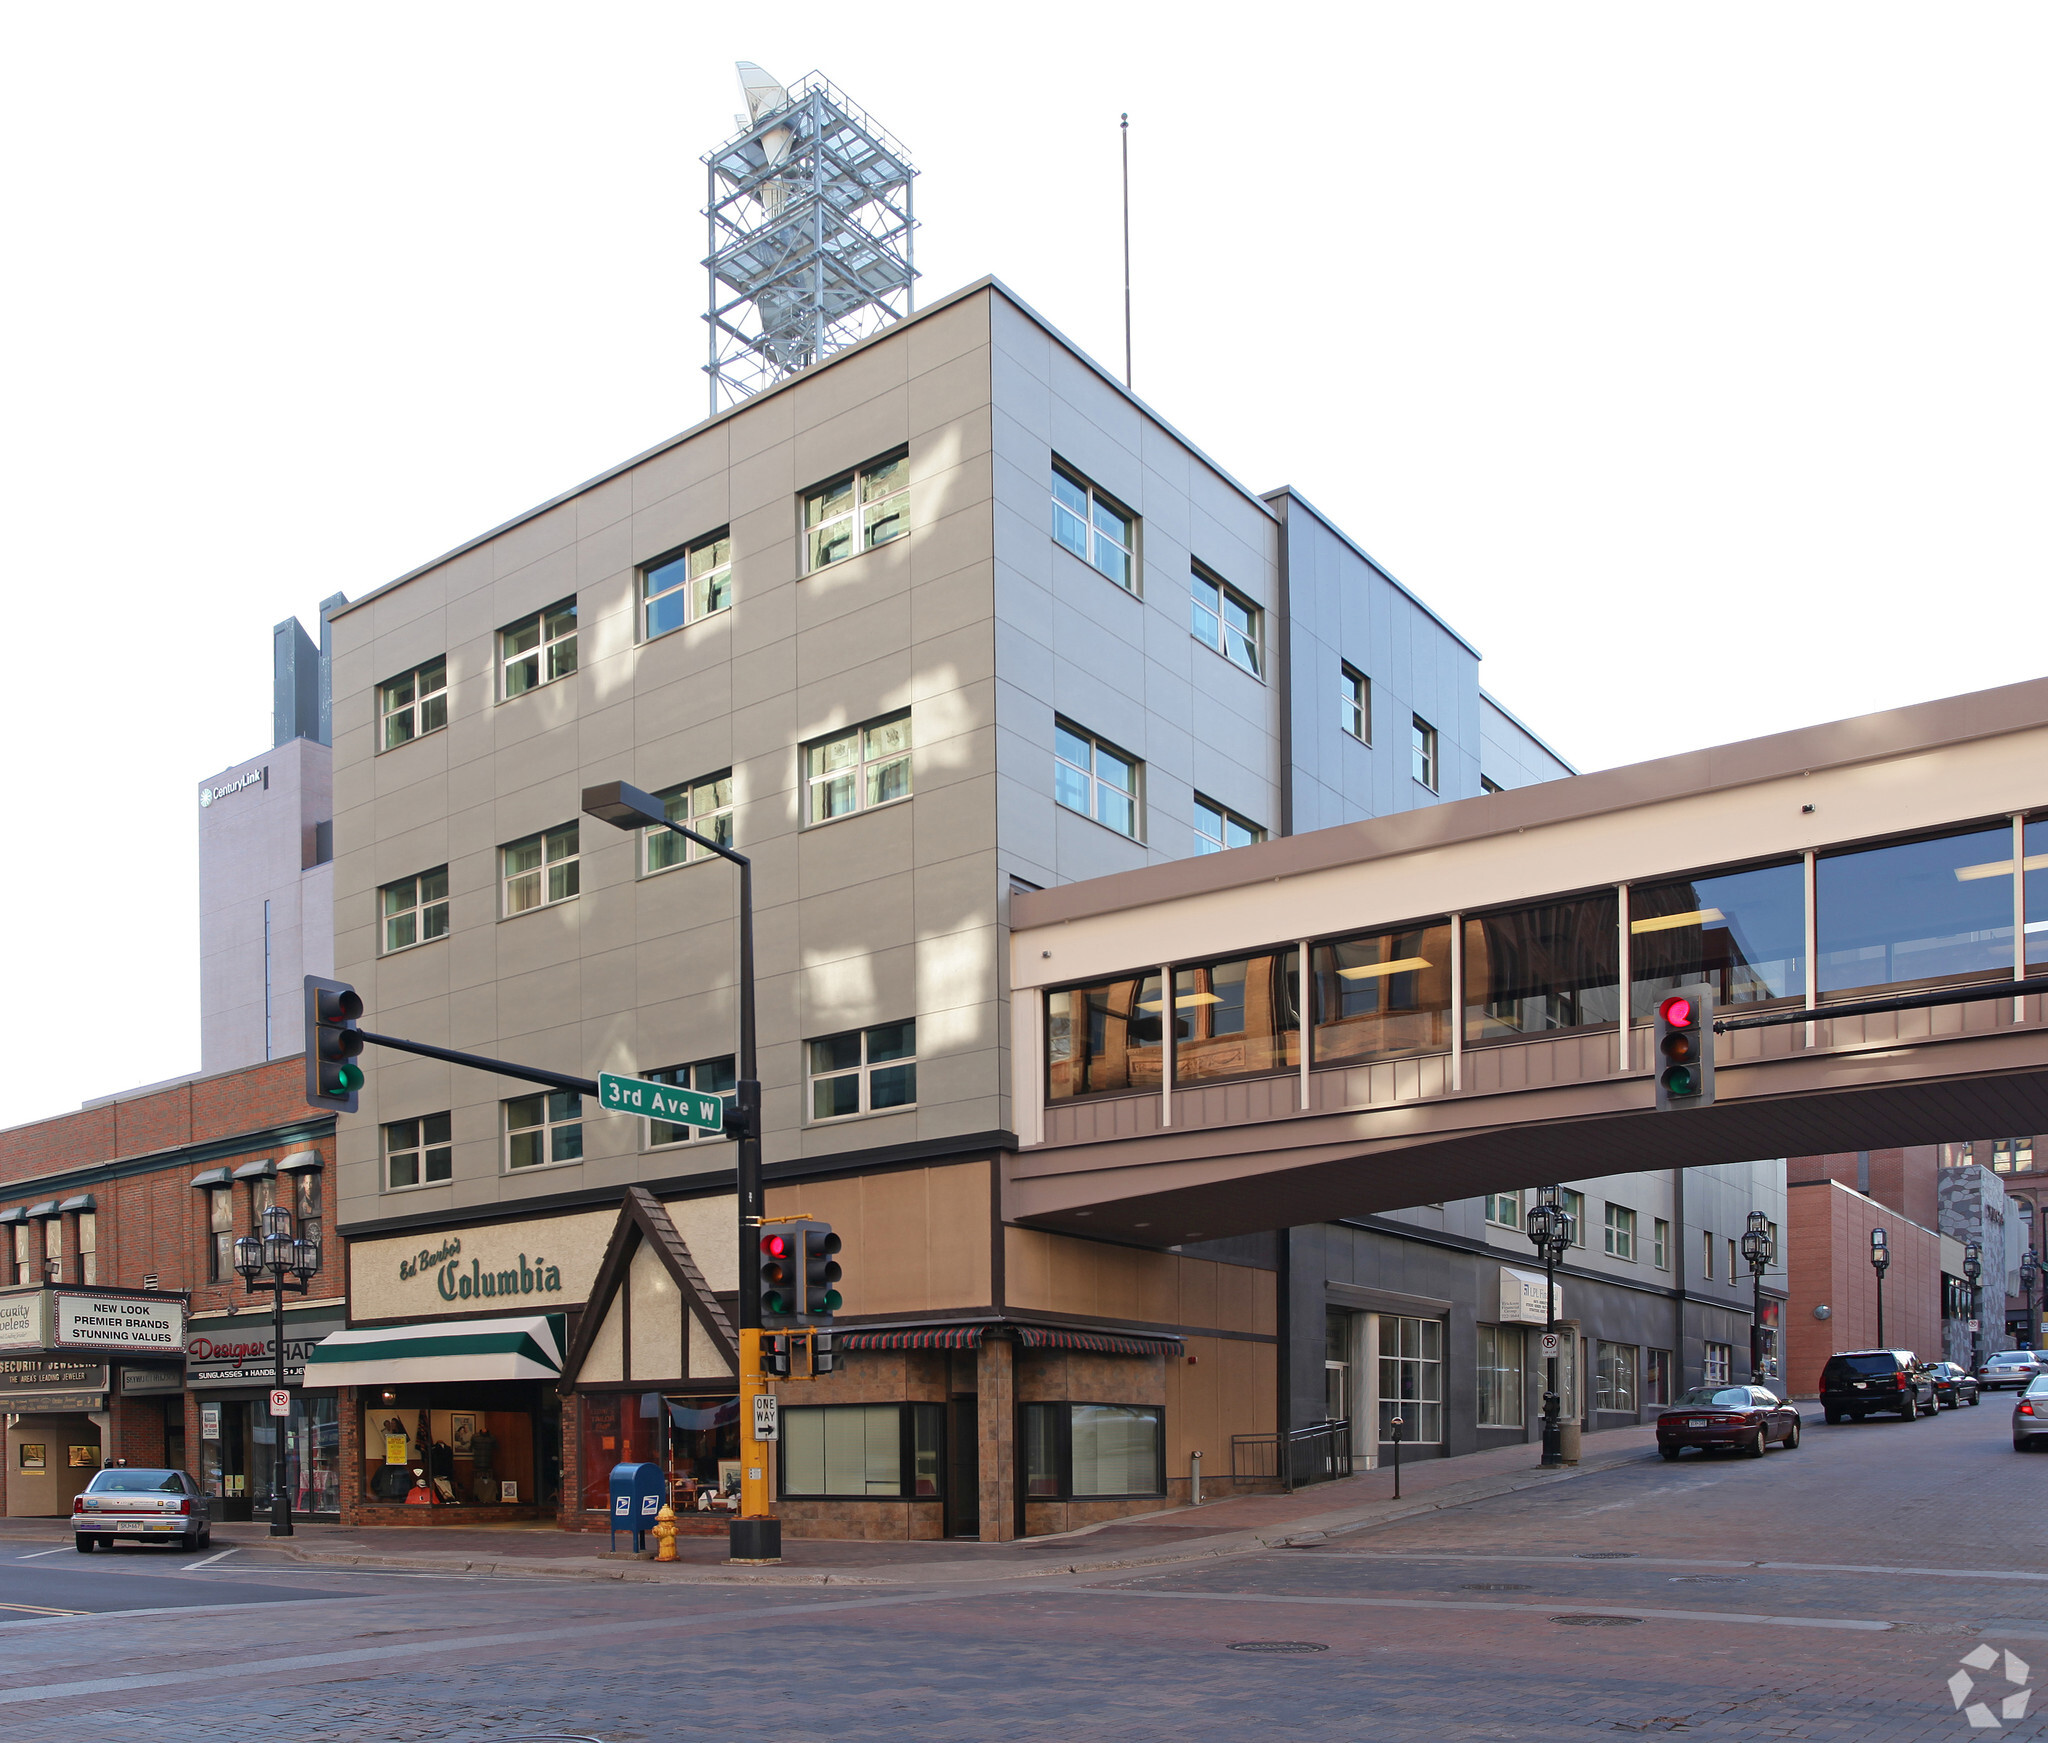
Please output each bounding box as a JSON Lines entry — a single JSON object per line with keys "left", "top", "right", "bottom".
{"left": 73, "top": 1467, "right": 211, "bottom": 1552}
{"left": 1979, "top": 1351, "right": 2043, "bottom": 1390}
{"left": 2014, "top": 1377, "right": 2048, "bottom": 1451}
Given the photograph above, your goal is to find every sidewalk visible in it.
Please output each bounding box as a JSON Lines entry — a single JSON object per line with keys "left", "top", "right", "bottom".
{"left": 0, "top": 1424, "right": 1657, "bottom": 1586}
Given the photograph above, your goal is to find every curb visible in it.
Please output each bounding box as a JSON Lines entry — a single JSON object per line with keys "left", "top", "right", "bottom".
{"left": 253, "top": 1443, "right": 1658, "bottom": 1588}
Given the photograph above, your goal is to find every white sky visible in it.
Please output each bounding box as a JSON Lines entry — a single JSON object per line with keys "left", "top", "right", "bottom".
{"left": 3, "top": 4, "right": 2043, "bottom": 1130}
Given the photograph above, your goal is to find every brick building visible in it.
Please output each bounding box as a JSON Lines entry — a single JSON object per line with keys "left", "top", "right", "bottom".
{"left": 0, "top": 1058, "right": 338, "bottom": 1518}
{"left": 1785, "top": 1178, "right": 1943, "bottom": 1394}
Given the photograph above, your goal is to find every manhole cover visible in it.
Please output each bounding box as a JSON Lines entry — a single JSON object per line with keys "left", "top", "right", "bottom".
{"left": 1462, "top": 1582, "right": 1532, "bottom": 1591}
{"left": 1576, "top": 1552, "right": 1637, "bottom": 1560}
{"left": 1551, "top": 1614, "right": 1642, "bottom": 1627}
{"left": 1669, "top": 1575, "right": 1746, "bottom": 1584}
{"left": 1228, "top": 1641, "right": 1330, "bottom": 1653}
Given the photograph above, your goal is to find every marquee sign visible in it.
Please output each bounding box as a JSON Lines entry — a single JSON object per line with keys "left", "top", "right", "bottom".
{"left": 53, "top": 1292, "right": 185, "bottom": 1353}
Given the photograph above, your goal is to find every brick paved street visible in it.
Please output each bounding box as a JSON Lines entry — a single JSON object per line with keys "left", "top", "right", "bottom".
{"left": 1, "top": 1399, "right": 2041, "bottom": 1742}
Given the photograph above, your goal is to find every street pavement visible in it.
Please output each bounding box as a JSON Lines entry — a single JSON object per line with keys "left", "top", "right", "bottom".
{"left": 0, "top": 1398, "right": 2041, "bottom": 1740}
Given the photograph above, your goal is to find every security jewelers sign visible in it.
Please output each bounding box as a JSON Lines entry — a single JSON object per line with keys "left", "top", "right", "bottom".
{"left": 54, "top": 1292, "right": 185, "bottom": 1352}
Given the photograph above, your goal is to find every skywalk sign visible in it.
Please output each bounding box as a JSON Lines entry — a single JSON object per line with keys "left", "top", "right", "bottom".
{"left": 597, "top": 1072, "right": 725, "bottom": 1132}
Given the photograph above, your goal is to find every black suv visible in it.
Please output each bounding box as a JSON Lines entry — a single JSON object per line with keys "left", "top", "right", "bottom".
{"left": 1820, "top": 1350, "right": 1938, "bottom": 1423}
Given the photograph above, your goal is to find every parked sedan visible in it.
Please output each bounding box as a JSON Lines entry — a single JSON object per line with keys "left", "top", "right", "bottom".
{"left": 73, "top": 1467, "right": 211, "bottom": 1552}
{"left": 1978, "top": 1351, "right": 2043, "bottom": 1391}
{"left": 1926, "top": 1362, "right": 1982, "bottom": 1409}
{"left": 1656, "top": 1385, "right": 1802, "bottom": 1459}
{"left": 2013, "top": 1378, "right": 2048, "bottom": 1451}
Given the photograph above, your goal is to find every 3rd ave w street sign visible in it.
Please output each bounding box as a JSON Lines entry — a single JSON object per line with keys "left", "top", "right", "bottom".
{"left": 597, "top": 1072, "right": 725, "bottom": 1132}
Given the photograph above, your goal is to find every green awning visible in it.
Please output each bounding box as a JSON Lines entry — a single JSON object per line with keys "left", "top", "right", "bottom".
{"left": 305, "top": 1315, "right": 563, "bottom": 1388}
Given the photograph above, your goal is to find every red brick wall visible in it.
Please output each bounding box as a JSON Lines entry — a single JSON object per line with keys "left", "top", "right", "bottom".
{"left": 1786, "top": 1179, "right": 1943, "bottom": 1393}
{"left": 1785, "top": 1148, "right": 1939, "bottom": 1228}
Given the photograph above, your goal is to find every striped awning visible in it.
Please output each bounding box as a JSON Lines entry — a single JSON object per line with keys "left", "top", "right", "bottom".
{"left": 837, "top": 1327, "right": 983, "bottom": 1351}
{"left": 305, "top": 1315, "right": 564, "bottom": 1388}
{"left": 1016, "top": 1327, "right": 1183, "bottom": 1357}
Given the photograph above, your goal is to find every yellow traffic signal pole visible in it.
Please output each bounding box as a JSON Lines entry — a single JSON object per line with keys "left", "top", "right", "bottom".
{"left": 735, "top": 1327, "right": 775, "bottom": 1555}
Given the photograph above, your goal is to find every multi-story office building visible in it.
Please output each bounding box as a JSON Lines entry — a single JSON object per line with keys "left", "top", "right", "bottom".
{"left": 310, "top": 276, "right": 1780, "bottom": 1536}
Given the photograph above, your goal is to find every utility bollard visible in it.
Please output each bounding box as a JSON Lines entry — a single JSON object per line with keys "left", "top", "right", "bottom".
{"left": 1190, "top": 1449, "right": 1202, "bottom": 1506}
{"left": 1390, "top": 1414, "right": 1404, "bottom": 1501}
{"left": 653, "top": 1503, "right": 678, "bottom": 1563}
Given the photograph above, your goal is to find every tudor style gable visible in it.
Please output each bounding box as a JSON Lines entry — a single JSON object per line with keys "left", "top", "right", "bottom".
{"left": 559, "top": 1188, "right": 737, "bottom": 1389}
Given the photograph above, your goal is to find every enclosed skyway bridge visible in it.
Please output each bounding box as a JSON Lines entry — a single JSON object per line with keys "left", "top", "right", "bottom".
{"left": 1006, "top": 679, "right": 2048, "bottom": 1245}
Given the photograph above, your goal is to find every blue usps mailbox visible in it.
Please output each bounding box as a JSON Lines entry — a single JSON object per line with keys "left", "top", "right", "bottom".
{"left": 608, "top": 1462, "right": 665, "bottom": 1553}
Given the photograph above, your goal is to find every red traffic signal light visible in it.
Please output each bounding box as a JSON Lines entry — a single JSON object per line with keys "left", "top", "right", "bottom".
{"left": 1652, "top": 985, "right": 1714, "bottom": 1109}
{"left": 760, "top": 1233, "right": 794, "bottom": 1320}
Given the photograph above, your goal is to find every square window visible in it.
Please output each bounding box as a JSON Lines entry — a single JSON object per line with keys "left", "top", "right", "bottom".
{"left": 379, "top": 658, "right": 448, "bottom": 750}
{"left": 1190, "top": 567, "right": 1260, "bottom": 676}
{"left": 502, "top": 824, "right": 579, "bottom": 916}
{"left": 1341, "top": 664, "right": 1370, "bottom": 743}
{"left": 642, "top": 533, "right": 732, "bottom": 640}
{"left": 1484, "top": 1192, "right": 1521, "bottom": 1229}
{"left": 807, "top": 1021, "right": 917, "bottom": 1122}
{"left": 1603, "top": 1203, "right": 1636, "bottom": 1261}
{"left": 1193, "top": 795, "right": 1263, "bottom": 855}
{"left": 505, "top": 1091, "right": 582, "bottom": 1171}
{"left": 1412, "top": 714, "right": 1439, "bottom": 791}
{"left": 1051, "top": 463, "right": 1136, "bottom": 591}
{"left": 805, "top": 453, "right": 910, "bottom": 572}
{"left": 500, "top": 600, "right": 577, "bottom": 698}
{"left": 645, "top": 773, "right": 735, "bottom": 873}
{"left": 1054, "top": 719, "right": 1142, "bottom": 840}
{"left": 803, "top": 712, "right": 912, "bottom": 825}
{"left": 384, "top": 1112, "right": 453, "bottom": 1190}
{"left": 644, "top": 1058, "right": 736, "bottom": 1147}
{"left": 380, "top": 866, "right": 450, "bottom": 954}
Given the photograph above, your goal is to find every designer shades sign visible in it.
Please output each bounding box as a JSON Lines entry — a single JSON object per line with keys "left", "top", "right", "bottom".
{"left": 55, "top": 1293, "right": 185, "bottom": 1352}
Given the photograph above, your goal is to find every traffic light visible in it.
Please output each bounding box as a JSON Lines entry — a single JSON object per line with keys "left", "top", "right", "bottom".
{"left": 1652, "top": 985, "right": 1715, "bottom": 1109}
{"left": 759, "top": 1230, "right": 796, "bottom": 1324}
{"left": 304, "top": 976, "right": 365, "bottom": 1112}
{"left": 795, "top": 1221, "right": 843, "bottom": 1318}
{"left": 760, "top": 1333, "right": 791, "bottom": 1378}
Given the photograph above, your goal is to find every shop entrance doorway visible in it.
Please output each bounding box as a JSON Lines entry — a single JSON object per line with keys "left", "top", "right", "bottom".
{"left": 947, "top": 1397, "right": 979, "bottom": 1538}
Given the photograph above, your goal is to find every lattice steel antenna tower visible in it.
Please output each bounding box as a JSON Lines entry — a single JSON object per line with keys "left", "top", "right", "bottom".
{"left": 703, "top": 63, "right": 918, "bottom": 416}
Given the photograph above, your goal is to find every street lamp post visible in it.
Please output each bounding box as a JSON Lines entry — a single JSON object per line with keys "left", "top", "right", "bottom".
{"left": 1962, "top": 1240, "right": 1983, "bottom": 1376}
{"left": 1870, "top": 1227, "right": 1891, "bottom": 1348}
{"left": 1524, "top": 1186, "right": 1574, "bottom": 1469}
{"left": 2023, "top": 1247, "right": 2041, "bottom": 1349}
{"left": 582, "top": 781, "right": 774, "bottom": 1564}
{"left": 1740, "top": 1210, "right": 1777, "bottom": 1386}
{"left": 232, "top": 1204, "right": 321, "bottom": 1538}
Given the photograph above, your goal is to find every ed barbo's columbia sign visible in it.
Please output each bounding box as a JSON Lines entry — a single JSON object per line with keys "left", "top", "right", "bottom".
{"left": 397, "top": 1238, "right": 565, "bottom": 1303}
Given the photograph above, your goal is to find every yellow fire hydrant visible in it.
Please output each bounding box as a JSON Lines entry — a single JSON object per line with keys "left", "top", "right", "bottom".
{"left": 652, "top": 1502, "right": 679, "bottom": 1563}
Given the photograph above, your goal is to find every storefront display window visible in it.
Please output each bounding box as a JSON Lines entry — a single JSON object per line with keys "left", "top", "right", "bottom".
{"left": 200, "top": 1394, "right": 339, "bottom": 1518}
{"left": 779, "top": 1403, "right": 941, "bottom": 1500}
{"left": 360, "top": 1383, "right": 550, "bottom": 1509}
{"left": 1019, "top": 1403, "right": 1162, "bottom": 1499}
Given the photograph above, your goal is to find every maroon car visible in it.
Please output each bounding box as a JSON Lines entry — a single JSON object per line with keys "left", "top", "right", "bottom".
{"left": 1656, "top": 1385, "right": 1802, "bottom": 1460}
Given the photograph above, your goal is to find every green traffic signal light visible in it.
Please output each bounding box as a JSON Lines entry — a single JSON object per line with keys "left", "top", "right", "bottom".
{"left": 1660, "top": 1064, "right": 1697, "bottom": 1098}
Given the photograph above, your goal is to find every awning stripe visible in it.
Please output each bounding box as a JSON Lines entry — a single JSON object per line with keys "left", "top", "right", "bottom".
{"left": 305, "top": 1315, "right": 563, "bottom": 1388}
{"left": 836, "top": 1328, "right": 982, "bottom": 1351}
{"left": 307, "top": 1330, "right": 558, "bottom": 1371}
{"left": 1015, "top": 1328, "right": 1183, "bottom": 1356}
{"left": 831, "top": 1326, "right": 1183, "bottom": 1356}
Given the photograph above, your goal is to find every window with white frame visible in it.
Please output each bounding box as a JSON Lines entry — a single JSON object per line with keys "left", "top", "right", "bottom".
{"left": 804, "top": 714, "right": 911, "bottom": 825}
{"left": 1341, "top": 664, "right": 1370, "bottom": 743}
{"left": 807, "top": 1021, "right": 917, "bottom": 1121}
{"left": 1596, "top": 1341, "right": 1639, "bottom": 1412}
{"left": 1653, "top": 1217, "right": 1670, "bottom": 1270}
{"left": 642, "top": 533, "right": 732, "bottom": 639}
{"left": 1476, "top": 1324, "right": 1524, "bottom": 1427}
{"left": 502, "top": 824, "right": 579, "bottom": 915}
{"left": 645, "top": 1057, "right": 736, "bottom": 1147}
{"left": 1603, "top": 1203, "right": 1637, "bottom": 1261}
{"left": 1193, "top": 795, "right": 1262, "bottom": 855}
{"left": 1050, "top": 464, "right": 1137, "bottom": 591}
{"left": 1190, "top": 568, "right": 1260, "bottom": 676}
{"left": 1560, "top": 1188, "right": 1586, "bottom": 1247}
{"left": 645, "top": 773, "right": 734, "bottom": 873}
{"left": 380, "top": 657, "right": 448, "bottom": 750}
{"left": 1411, "top": 714, "right": 1439, "bottom": 790}
{"left": 500, "top": 600, "right": 577, "bottom": 697}
{"left": 1378, "top": 1316, "right": 1443, "bottom": 1444}
{"left": 805, "top": 452, "right": 909, "bottom": 571}
{"left": 1484, "top": 1191, "right": 1521, "bottom": 1230}
{"left": 1702, "top": 1229, "right": 1715, "bottom": 1279}
{"left": 505, "top": 1092, "right": 582, "bottom": 1170}
{"left": 384, "top": 1113, "right": 452, "bottom": 1190}
{"left": 1703, "top": 1342, "right": 1733, "bottom": 1385}
{"left": 1054, "top": 720, "right": 1141, "bottom": 839}
{"left": 380, "top": 867, "right": 449, "bottom": 953}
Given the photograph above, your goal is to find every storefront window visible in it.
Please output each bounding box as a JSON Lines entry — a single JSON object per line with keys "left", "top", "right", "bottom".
{"left": 779, "top": 1403, "right": 943, "bottom": 1499}
{"left": 200, "top": 1395, "right": 339, "bottom": 1518}
{"left": 1476, "top": 1324, "right": 1524, "bottom": 1428}
{"left": 1379, "top": 1316, "right": 1443, "bottom": 1444}
{"left": 1595, "top": 1341, "right": 1638, "bottom": 1413}
{"left": 1018, "top": 1403, "right": 1163, "bottom": 1498}
{"left": 362, "top": 1385, "right": 546, "bottom": 1508}
{"left": 578, "top": 1391, "right": 663, "bottom": 1510}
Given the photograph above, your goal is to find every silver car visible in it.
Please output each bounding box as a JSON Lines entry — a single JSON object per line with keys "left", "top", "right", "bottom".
{"left": 2013, "top": 1377, "right": 2048, "bottom": 1451}
{"left": 73, "top": 1467, "right": 211, "bottom": 1552}
{"left": 1980, "top": 1351, "right": 2042, "bottom": 1390}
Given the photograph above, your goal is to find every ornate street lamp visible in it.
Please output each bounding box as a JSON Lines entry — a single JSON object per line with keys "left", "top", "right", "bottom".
{"left": 1869, "top": 1227, "right": 1891, "bottom": 1348}
{"left": 1524, "top": 1186, "right": 1574, "bottom": 1469}
{"left": 1962, "top": 1240, "right": 1984, "bottom": 1376}
{"left": 1740, "top": 1210, "right": 1777, "bottom": 1385}
{"left": 233, "top": 1202, "right": 322, "bottom": 1537}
